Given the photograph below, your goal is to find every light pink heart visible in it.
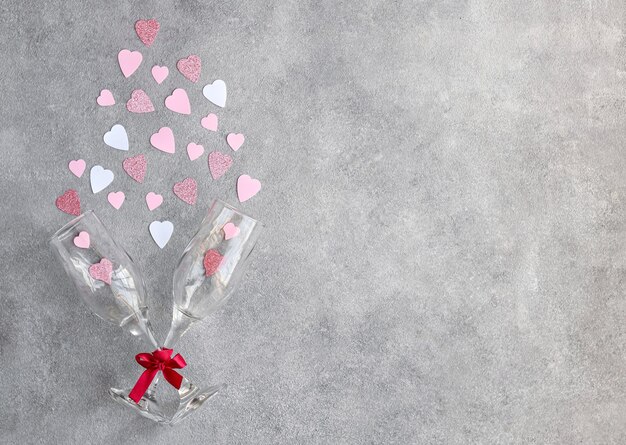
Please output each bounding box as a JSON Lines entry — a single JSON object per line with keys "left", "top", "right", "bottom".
{"left": 150, "top": 127, "right": 175, "bottom": 153}
{"left": 107, "top": 191, "right": 125, "bottom": 209}
{"left": 73, "top": 231, "right": 90, "bottom": 249}
{"left": 223, "top": 222, "right": 240, "bottom": 240}
{"left": 89, "top": 258, "right": 113, "bottom": 285}
{"left": 151, "top": 65, "right": 169, "bottom": 84}
{"left": 118, "top": 49, "right": 143, "bottom": 78}
{"left": 173, "top": 178, "right": 197, "bottom": 205}
{"left": 201, "top": 113, "right": 218, "bottom": 131}
{"left": 68, "top": 159, "right": 86, "bottom": 178}
{"left": 177, "top": 55, "right": 201, "bottom": 83}
{"left": 126, "top": 89, "right": 154, "bottom": 113}
{"left": 146, "top": 192, "right": 163, "bottom": 211}
{"left": 122, "top": 154, "right": 147, "bottom": 183}
{"left": 165, "top": 88, "right": 191, "bottom": 115}
{"left": 237, "top": 174, "right": 261, "bottom": 202}
{"left": 227, "top": 133, "right": 245, "bottom": 151}
{"left": 187, "top": 143, "right": 204, "bottom": 161}
{"left": 97, "top": 89, "right": 115, "bottom": 106}
{"left": 208, "top": 151, "right": 233, "bottom": 180}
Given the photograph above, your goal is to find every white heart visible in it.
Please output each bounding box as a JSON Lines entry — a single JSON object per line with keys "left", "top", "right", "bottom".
{"left": 90, "top": 165, "right": 114, "bottom": 194}
{"left": 202, "top": 79, "right": 227, "bottom": 108}
{"left": 103, "top": 124, "right": 129, "bottom": 151}
{"left": 149, "top": 220, "right": 174, "bottom": 249}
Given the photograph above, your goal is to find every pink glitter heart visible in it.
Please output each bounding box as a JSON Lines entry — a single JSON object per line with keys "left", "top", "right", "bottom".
{"left": 176, "top": 55, "right": 201, "bottom": 83}
{"left": 55, "top": 189, "right": 81, "bottom": 216}
{"left": 203, "top": 249, "right": 223, "bottom": 277}
{"left": 89, "top": 258, "right": 113, "bottom": 285}
{"left": 173, "top": 178, "right": 197, "bottom": 205}
{"left": 135, "top": 19, "right": 160, "bottom": 47}
{"left": 208, "top": 151, "right": 233, "bottom": 180}
{"left": 126, "top": 89, "right": 154, "bottom": 113}
{"left": 122, "top": 154, "right": 147, "bottom": 183}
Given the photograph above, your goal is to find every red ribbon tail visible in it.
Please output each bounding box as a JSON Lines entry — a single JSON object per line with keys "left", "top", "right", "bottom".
{"left": 128, "top": 368, "right": 158, "bottom": 403}
{"left": 163, "top": 368, "right": 184, "bottom": 390}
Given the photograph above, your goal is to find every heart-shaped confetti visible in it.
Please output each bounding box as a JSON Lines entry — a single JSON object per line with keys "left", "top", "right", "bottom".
{"left": 203, "top": 80, "right": 227, "bottom": 107}
{"left": 203, "top": 249, "right": 223, "bottom": 276}
{"left": 176, "top": 55, "right": 201, "bottom": 83}
{"left": 107, "top": 191, "right": 125, "bottom": 209}
{"left": 208, "top": 151, "right": 233, "bottom": 180}
{"left": 227, "top": 133, "right": 245, "bottom": 151}
{"left": 223, "top": 223, "right": 240, "bottom": 240}
{"left": 55, "top": 189, "right": 81, "bottom": 216}
{"left": 118, "top": 49, "right": 143, "bottom": 78}
{"left": 165, "top": 88, "right": 191, "bottom": 115}
{"left": 187, "top": 143, "right": 204, "bottom": 161}
{"left": 68, "top": 159, "right": 86, "bottom": 178}
{"left": 201, "top": 113, "right": 218, "bottom": 131}
{"left": 173, "top": 178, "right": 197, "bottom": 205}
{"left": 237, "top": 174, "right": 261, "bottom": 202}
{"left": 150, "top": 127, "right": 175, "bottom": 154}
{"left": 89, "top": 258, "right": 113, "bottom": 285}
{"left": 90, "top": 165, "right": 114, "bottom": 194}
{"left": 103, "top": 124, "right": 129, "bottom": 151}
{"left": 149, "top": 220, "right": 174, "bottom": 248}
{"left": 135, "top": 19, "right": 160, "bottom": 47}
{"left": 126, "top": 89, "right": 154, "bottom": 113}
{"left": 151, "top": 65, "right": 168, "bottom": 84}
{"left": 122, "top": 154, "right": 147, "bottom": 183}
{"left": 73, "top": 231, "right": 90, "bottom": 249}
{"left": 146, "top": 192, "right": 163, "bottom": 211}
{"left": 97, "top": 89, "right": 115, "bottom": 106}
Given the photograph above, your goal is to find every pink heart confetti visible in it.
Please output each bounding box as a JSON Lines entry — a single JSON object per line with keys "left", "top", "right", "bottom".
{"left": 208, "top": 151, "right": 233, "bottom": 180}
{"left": 222, "top": 222, "right": 240, "bottom": 240}
{"left": 187, "top": 143, "right": 204, "bottom": 161}
{"left": 134, "top": 19, "right": 160, "bottom": 47}
{"left": 165, "top": 88, "right": 191, "bottom": 115}
{"left": 237, "top": 175, "right": 261, "bottom": 202}
{"left": 173, "top": 178, "right": 197, "bottom": 205}
{"left": 107, "top": 191, "right": 125, "bottom": 209}
{"left": 146, "top": 192, "right": 163, "bottom": 211}
{"left": 151, "top": 65, "right": 169, "bottom": 84}
{"left": 126, "top": 89, "right": 155, "bottom": 113}
{"left": 227, "top": 133, "right": 245, "bottom": 151}
{"left": 118, "top": 49, "right": 143, "bottom": 78}
{"left": 203, "top": 249, "right": 223, "bottom": 276}
{"left": 122, "top": 154, "right": 147, "bottom": 183}
{"left": 176, "top": 55, "right": 201, "bottom": 83}
{"left": 89, "top": 258, "right": 113, "bottom": 285}
{"left": 55, "top": 189, "right": 81, "bottom": 216}
{"left": 73, "top": 231, "right": 90, "bottom": 249}
{"left": 201, "top": 113, "right": 218, "bottom": 131}
{"left": 68, "top": 159, "right": 86, "bottom": 178}
{"left": 97, "top": 89, "right": 115, "bottom": 106}
{"left": 150, "top": 127, "right": 175, "bottom": 154}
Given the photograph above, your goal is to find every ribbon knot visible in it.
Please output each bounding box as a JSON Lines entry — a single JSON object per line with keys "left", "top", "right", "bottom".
{"left": 128, "top": 348, "right": 187, "bottom": 403}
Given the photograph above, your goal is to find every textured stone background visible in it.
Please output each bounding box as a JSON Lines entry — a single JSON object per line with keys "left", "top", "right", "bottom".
{"left": 2, "top": 1, "right": 626, "bottom": 443}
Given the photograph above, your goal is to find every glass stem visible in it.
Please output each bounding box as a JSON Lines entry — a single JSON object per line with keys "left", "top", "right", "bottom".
{"left": 163, "top": 307, "right": 198, "bottom": 349}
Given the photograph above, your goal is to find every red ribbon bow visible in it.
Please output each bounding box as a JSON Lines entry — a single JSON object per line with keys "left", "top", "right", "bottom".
{"left": 128, "top": 348, "right": 187, "bottom": 403}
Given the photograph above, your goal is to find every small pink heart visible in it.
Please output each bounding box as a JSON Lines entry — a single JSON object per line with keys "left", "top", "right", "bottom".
{"left": 97, "top": 89, "right": 115, "bottom": 106}
{"left": 201, "top": 113, "right": 218, "bottom": 131}
{"left": 177, "top": 55, "right": 201, "bottom": 83}
{"left": 118, "top": 49, "right": 143, "bottom": 78}
{"left": 203, "top": 249, "right": 223, "bottom": 276}
{"left": 173, "top": 178, "right": 197, "bottom": 205}
{"left": 55, "top": 189, "right": 81, "bottom": 216}
{"left": 165, "top": 88, "right": 191, "bottom": 115}
{"left": 222, "top": 222, "right": 240, "bottom": 240}
{"left": 151, "top": 65, "right": 169, "bottom": 84}
{"left": 89, "top": 258, "right": 113, "bottom": 285}
{"left": 150, "top": 127, "right": 175, "bottom": 154}
{"left": 227, "top": 133, "right": 245, "bottom": 151}
{"left": 73, "top": 231, "right": 90, "bottom": 249}
{"left": 187, "top": 143, "right": 204, "bottom": 161}
{"left": 146, "top": 192, "right": 163, "bottom": 211}
{"left": 208, "top": 151, "right": 233, "bottom": 180}
{"left": 126, "top": 89, "right": 154, "bottom": 113}
{"left": 135, "top": 19, "right": 160, "bottom": 47}
{"left": 107, "top": 191, "right": 125, "bottom": 209}
{"left": 68, "top": 159, "right": 86, "bottom": 178}
{"left": 122, "top": 154, "right": 147, "bottom": 183}
{"left": 237, "top": 175, "right": 261, "bottom": 202}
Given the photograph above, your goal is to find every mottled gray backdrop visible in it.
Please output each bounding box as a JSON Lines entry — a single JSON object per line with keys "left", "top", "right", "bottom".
{"left": 2, "top": 1, "right": 626, "bottom": 443}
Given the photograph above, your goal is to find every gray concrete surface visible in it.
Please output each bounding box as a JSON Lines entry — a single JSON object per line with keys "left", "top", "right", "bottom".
{"left": 2, "top": 1, "right": 626, "bottom": 443}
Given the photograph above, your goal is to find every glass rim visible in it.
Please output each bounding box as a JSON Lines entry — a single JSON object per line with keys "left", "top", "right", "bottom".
{"left": 209, "top": 199, "right": 263, "bottom": 226}
{"left": 49, "top": 210, "right": 96, "bottom": 243}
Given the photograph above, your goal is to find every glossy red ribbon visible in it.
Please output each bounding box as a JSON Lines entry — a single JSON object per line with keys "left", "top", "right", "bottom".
{"left": 128, "top": 348, "right": 187, "bottom": 403}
